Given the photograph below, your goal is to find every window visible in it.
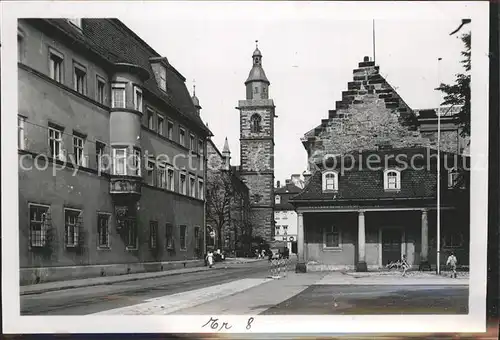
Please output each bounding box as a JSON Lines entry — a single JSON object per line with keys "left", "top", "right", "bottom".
{"left": 448, "top": 168, "right": 460, "bottom": 189}
{"left": 198, "top": 178, "right": 204, "bottom": 200}
{"left": 159, "top": 65, "right": 167, "bottom": 91}
{"left": 179, "top": 127, "right": 186, "bottom": 146}
{"left": 275, "top": 195, "right": 281, "bottom": 204}
{"left": 67, "top": 18, "right": 82, "bottom": 29}
{"left": 275, "top": 225, "right": 281, "bottom": 235}
{"left": 126, "top": 219, "right": 138, "bottom": 249}
{"left": 147, "top": 108, "right": 154, "bottom": 130}
{"left": 111, "top": 83, "right": 126, "bottom": 108}
{"left": 29, "top": 204, "right": 50, "bottom": 247}
{"left": 166, "top": 223, "right": 174, "bottom": 249}
{"left": 112, "top": 148, "right": 127, "bottom": 175}
{"left": 190, "top": 134, "right": 195, "bottom": 152}
{"left": 64, "top": 208, "right": 82, "bottom": 248}
{"left": 190, "top": 175, "right": 196, "bottom": 197}
{"left": 167, "top": 121, "right": 174, "bottom": 139}
{"left": 146, "top": 159, "right": 155, "bottom": 186}
{"left": 48, "top": 126, "right": 63, "bottom": 160}
{"left": 198, "top": 139, "right": 204, "bottom": 157}
{"left": 150, "top": 221, "right": 158, "bottom": 249}
{"left": 322, "top": 171, "right": 338, "bottom": 191}
{"left": 254, "top": 86, "right": 259, "bottom": 94}
{"left": 324, "top": 225, "right": 341, "bottom": 249}
{"left": 283, "top": 225, "right": 288, "bottom": 235}
{"left": 97, "top": 213, "right": 110, "bottom": 248}
{"left": 443, "top": 232, "right": 464, "bottom": 248}
{"left": 167, "top": 167, "right": 175, "bottom": 191}
{"left": 250, "top": 114, "right": 261, "bottom": 133}
{"left": 180, "top": 225, "right": 187, "bottom": 250}
{"left": 96, "top": 76, "right": 106, "bottom": 104}
{"left": 18, "top": 116, "right": 26, "bottom": 150}
{"left": 157, "top": 163, "right": 167, "bottom": 189}
{"left": 179, "top": 172, "right": 187, "bottom": 194}
{"left": 157, "top": 115, "right": 164, "bottom": 135}
{"left": 49, "top": 48, "right": 64, "bottom": 83}
{"left": 133, "top": 149, "right": 141, "bottom": 176}
{"left": 73, "top": 62, "right": 87, "bottom": 95}
{"left": 194, "top": 226, "right": 200, "bottom": 250}
{"left": 73, "top": 135, "right": 85, "bottom": 166}
{"left": 96, "top": 141, "right": 106, "bottom": 173}
{"left": 133, "top": 86, "right": 143, "bottom": 112}
{"left": 384, "top": 169, "right": 401, "bottom": 191}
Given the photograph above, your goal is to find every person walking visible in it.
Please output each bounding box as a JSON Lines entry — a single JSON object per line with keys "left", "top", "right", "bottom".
{"left": 401, "top": 255, "right": 410, "bottom": 277}
{"left": 446, "top": 252, "right": 458, "bottom": 278}
{"left": 206, "top": 250, "right": 214, "bottom": 268}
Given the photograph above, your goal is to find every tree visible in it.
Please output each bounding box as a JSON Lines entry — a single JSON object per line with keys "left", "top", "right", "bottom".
{"left": 436, "top": 31, "right": 471, "bottom": 138}
{"left": 205, "top": 170, "right": 234, "bottom": 249}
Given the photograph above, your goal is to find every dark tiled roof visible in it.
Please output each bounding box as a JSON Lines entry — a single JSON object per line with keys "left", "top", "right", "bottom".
{"left": 44, "top": 19, "right": 210, "bottom": 135}
{"left": 275, "top": 182, "right": 302, "bottom": 194}
{"left": 292, "top": 147, "right": 469, "bottom": 203}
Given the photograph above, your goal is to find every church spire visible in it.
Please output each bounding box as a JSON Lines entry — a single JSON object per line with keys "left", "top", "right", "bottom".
{"left": 222, "top": 137, "right": 231, "bottom": 171}
{"left": 245, "top": 41, "right": 270, "bottom": 100}
{"left": 191, "top": 81, "right": 201, "bottom": 115}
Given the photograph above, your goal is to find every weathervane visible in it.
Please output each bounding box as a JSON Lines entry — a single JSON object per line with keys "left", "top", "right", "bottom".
{"left": 193, "top": 79, "right": 196, "bottom": 96}
{"left": 255, "top": 40, "right": 259, "bottom": 48}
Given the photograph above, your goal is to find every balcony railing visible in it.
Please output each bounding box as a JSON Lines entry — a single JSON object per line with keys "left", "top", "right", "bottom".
{"left": 110, "top": 175, "right": 142, "bottom": 196}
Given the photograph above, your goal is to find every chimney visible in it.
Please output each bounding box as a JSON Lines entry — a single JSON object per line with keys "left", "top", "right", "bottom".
{"left": 303, "top": 171, "right": 312, "bottom": 185}
{"left": 276, "top": 180, "right": 280, "bottom": 188}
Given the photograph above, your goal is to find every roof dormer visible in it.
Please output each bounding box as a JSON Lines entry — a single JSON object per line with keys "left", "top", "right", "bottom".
{"left": 149, "top": 57, "right": 169, "bottom": 92}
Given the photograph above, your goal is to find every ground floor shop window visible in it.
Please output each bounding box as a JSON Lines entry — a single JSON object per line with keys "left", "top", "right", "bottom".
{"left": 323, "top": 225, "right": 341, "bottom": 249}
{"left": 180, "top": 225, "right": 187, "bottom": 250}
{"left": 97, "top": 213, "right": 110, "bottom": 248}
{"left": 150, "top": 221, "right": 158, "bottom": 249}
{"left": 64, "top": 208, "right": 82, "bottom": 248}
{"left": 29, "top": 204, "right": 50, "bottom": 248}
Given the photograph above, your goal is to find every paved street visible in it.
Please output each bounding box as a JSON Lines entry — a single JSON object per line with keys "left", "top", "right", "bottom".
{"left": 261, "top": 285, "right": 468, "bottom": 315}
{"left": 21, "top": 260, "right": 271, "bottom": 315}
{"left": 21, "top": 260, "right": 468, "bottom": 316}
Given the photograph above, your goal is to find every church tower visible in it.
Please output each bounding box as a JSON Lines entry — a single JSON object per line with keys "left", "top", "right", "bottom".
{"left": 237, "top": 41, "right": 276, "bottom": 242}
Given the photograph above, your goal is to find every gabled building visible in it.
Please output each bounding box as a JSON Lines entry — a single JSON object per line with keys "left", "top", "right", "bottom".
{"left": 292, "top": 56, "right": 470, "bottom": 272}
{"left": 18, "top": 19, "right": 211, "bottom": 284}
{"left": 274, "top": 176, "right": 303, "bottom": 253}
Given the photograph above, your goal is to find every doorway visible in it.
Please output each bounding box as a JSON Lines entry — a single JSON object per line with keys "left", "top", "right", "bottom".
{"left": 382, "top": 228, "right": 402, "bottom": 265}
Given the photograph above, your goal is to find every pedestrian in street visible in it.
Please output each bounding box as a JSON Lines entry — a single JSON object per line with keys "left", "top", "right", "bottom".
{"left": 446, "top": 252, "right": 458, "bottom": 278}
{"left": 401, "top": 255, "right": 410, "bottom": 277}
{"left": 206, "top": 250, "right": 214, "bottom": 268}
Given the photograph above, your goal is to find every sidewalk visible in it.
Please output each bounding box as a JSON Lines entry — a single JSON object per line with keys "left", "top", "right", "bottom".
{"left": 170, "top": 271, "right": 327, "bottom": 315}
{"left": 316, "top": 271, "right": 469, "bottom": 285}
{"left": 21, "top": 258, "right": 260, "bottom": 296}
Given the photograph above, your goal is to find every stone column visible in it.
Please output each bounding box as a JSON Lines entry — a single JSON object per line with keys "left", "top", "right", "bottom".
{"left": 295, "top": 211, "right": 306, "bottom": 273}
{"left": 420, "top": 209, "right": 430, "bottom": 271}
{"left": 356, "top": 210, "right": 367, "bottom": 272}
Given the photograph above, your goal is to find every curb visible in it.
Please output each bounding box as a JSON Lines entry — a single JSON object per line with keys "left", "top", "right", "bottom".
{"left": 20, "top": 260, "right": 262, "bottom": 296}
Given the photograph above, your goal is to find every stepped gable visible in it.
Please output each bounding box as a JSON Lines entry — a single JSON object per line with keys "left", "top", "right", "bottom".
{"left": 302, "top": 56, "right": 433, "bottom": 161}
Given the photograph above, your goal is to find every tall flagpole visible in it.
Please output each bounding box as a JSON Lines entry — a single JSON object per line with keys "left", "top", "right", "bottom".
{"left": 372, "top": 19, "right": 376, "bottom": 62}
{"left": 437, "top": 57, "right": 442, "bottom": 275}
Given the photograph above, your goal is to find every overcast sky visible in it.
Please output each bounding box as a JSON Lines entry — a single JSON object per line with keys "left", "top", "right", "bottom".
{"left": 122, "top": 2, "right": 473, "bottom": 184}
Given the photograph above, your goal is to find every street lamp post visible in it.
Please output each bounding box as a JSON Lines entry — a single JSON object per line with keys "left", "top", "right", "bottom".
{"left": 437, "top": 57, "right": 442, "bottom": 275}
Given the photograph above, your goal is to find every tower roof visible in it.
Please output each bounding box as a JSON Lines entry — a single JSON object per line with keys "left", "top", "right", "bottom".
{"left": 191, "top": 84, "right": 200, "bottom": 107}
{"left": 222, "top": 137, "right": 230, "bottom": 154}
{"left": 245, "top": 40, "right": 270, "bottom": 85}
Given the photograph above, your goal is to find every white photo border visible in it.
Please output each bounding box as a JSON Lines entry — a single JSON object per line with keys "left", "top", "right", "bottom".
{"left": 1, "top": 0, "right": 489, "bottom": 334}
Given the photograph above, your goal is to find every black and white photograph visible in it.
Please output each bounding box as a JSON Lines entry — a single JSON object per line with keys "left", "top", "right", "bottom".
{"left": 1, "top": 0, "right": 491, "bottom": 335}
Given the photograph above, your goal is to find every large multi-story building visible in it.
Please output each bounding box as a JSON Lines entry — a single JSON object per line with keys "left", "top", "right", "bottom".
{"left": 236, "top": 43, "right": 276, "bottom": 242}
{"left": 292, "top": 56, "right": 470, "bottom": 272}
{"left": 17, "top": 19, "right": 211, "bottom": 284}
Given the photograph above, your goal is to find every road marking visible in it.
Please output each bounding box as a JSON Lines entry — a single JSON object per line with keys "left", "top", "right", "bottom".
{"left": 91, "top": 278, "right": 272, "bottom": 315}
